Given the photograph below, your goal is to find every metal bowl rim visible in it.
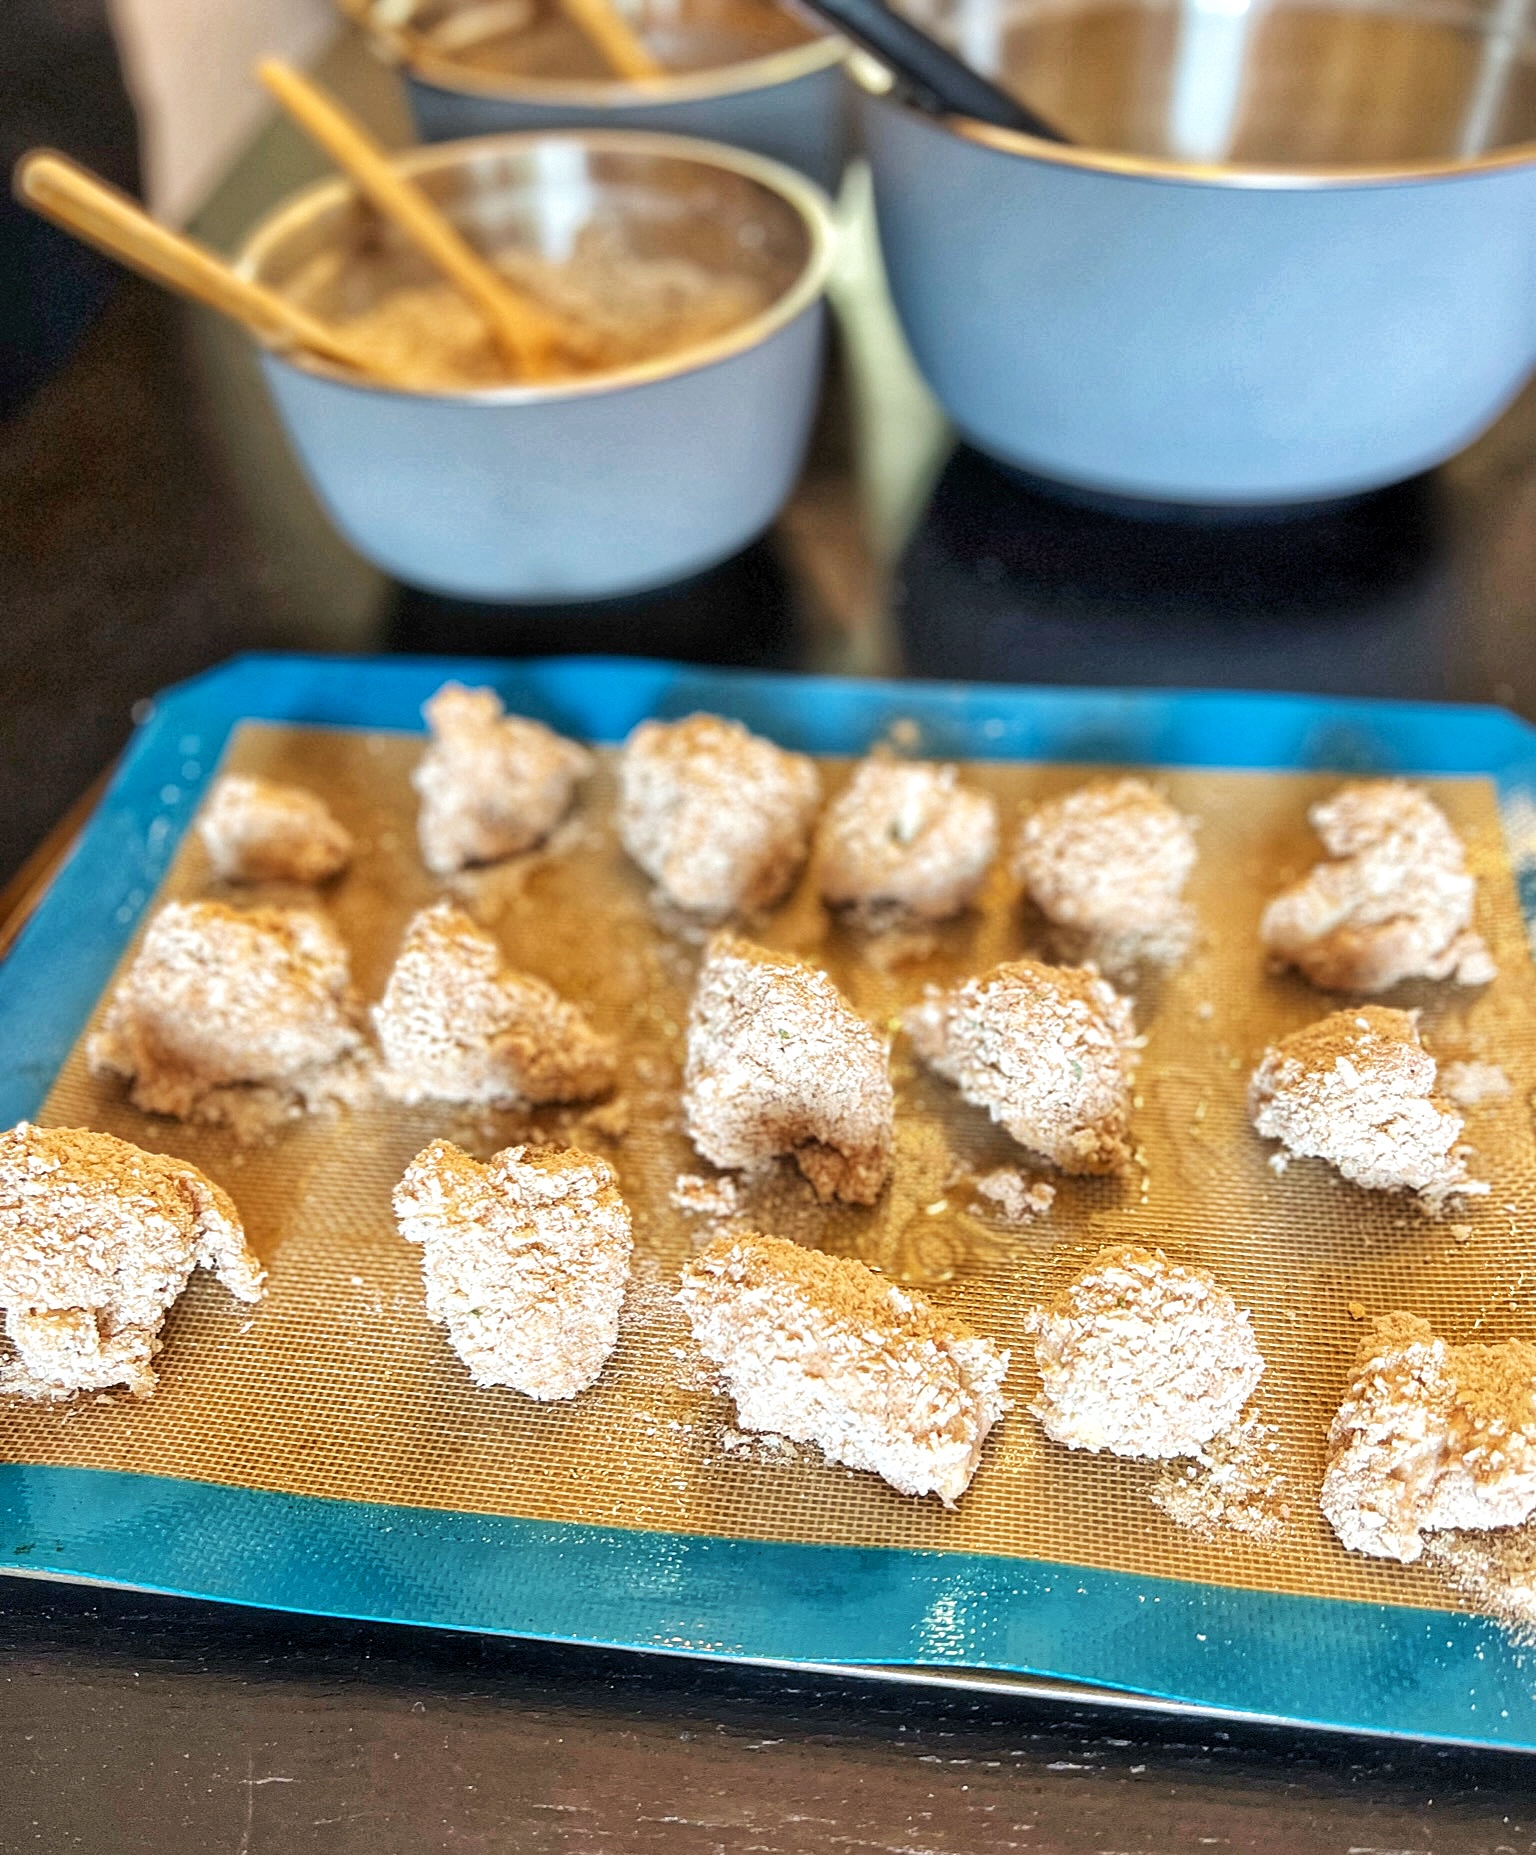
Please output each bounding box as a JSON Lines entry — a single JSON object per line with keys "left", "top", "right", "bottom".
{"left": 233, "top": 127, "right": 837, "bottom": 405}
{"left": 393, "top": 24, "right": 847, "bottom": 105}
{"left": 851, "top": 50, "right": 1536, "bottom": 189}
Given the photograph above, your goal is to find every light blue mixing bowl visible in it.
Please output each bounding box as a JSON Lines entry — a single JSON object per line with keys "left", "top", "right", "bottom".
{"left": 855, "top": 11, "right": 1536, "bottom": 506}
{"left": 235, "top": 131, "right": 835, "bottom": 603}
{"left": 347, "top": 0, "right": 850, "bottom": 189}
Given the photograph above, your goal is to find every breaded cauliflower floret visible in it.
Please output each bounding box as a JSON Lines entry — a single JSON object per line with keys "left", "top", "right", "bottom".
{"left": 678, "top": 1230, "right": 1008, "bottom": 1506}
{"left": 394, "top": 1138, "right": 632, "bottom": 1400}
{"left": 197, "top": 774, "right": 353, "bottom": 884}
{"left": 905, "top": 958, "right": 1138, "bottom": 1174}
{"left": 87, "top": 900, "right": 364, "bottom": 1122}
{"left": 1261, "top": 781, "right": 1494, "bottom": 992}
{"left": 682, "top": 933, "right": 894, "bottom": 1205}
{"left": 617, "top": 713, "right": 820, "bottom": 919}
{"left": 1248, "top": 1006, "right": 1479, "bottom": 1206}
{"left": 413, "top": 682, "right": 591, "bottom": 876}
{"left": 1321, "top": 1314, "right": 1536, "bottom": 1562}
{"left": 373, "top": 901, "right": 616, "bottom": 1108}
{"left": 1012, "top": 777, "right": 1197, "bottom": 971}
{"left": 818, "top": 754, "right": 998, "bottom": 921}
{"left": 1025, "top": 1243, "right": 1264, "bottom": 1458}
{"left": 0, "top": 1121, "right": 263, "bottom": 1399}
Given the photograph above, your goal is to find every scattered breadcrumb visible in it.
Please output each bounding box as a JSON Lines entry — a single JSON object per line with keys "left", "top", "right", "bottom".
{"left": 412, "top": 682, "right": 592, "bottom": 876}
{"left": 1013, "top": 778, "right": 1197, "bottom": 974}
{"left": 1248, "top": 1006, "right": 1482, "bottom": 1208}
{"left": 1321, "top": 1313, "right": 1536, "bottom": 1562}
{"left": 1150, "top": 1408, "right": 1290, "bottom": 1541}
{"left": 0, "top": 1122, "right": 263, "bottom": 1399}
{"left": 971, "top": 1167, "right": 1055, "bottom": 1225}
{"left": 197, "top": 774, "right": 353, "bottom": 884}
{"left": 682, "top": 933, "right": 893, "bottom": 1205}
{"left": 616, "top": 713, "right": 820, "bottom": 919}
{"left": 1260, "top": 781, "right": 1494, "bottom": 991}
{"left": 715, "top": 1426, "right": 810, "bottom": 1465}
{"left": 1025, "top": 1243, "right": 1265, "bottom": 1457}
{"left": 1440, "top": 1060, "right": 1512, "bottom": 1109}
{"left": 1425, "top": 1523, "right": 1536, "bottom": 1643}
{"left": 861, "top": 925, "right": 940, "bottom": 971}
{"left": 373, "top": 900, "right": 615, "bottom": 1108}
{"left": 670, "top": 1172, "right": 741, "bottom": 1220}
{"left": 905, "top": 959, "right": 1138, "bottom": 1174}
{"left": 88, "top": 901, "right": 365, "bottom": 1125}
{"left": 574, "top": 1096, "right": 631, "bottom": 1142}
{"left": 393, "top": 1138, "right": 632, "bottom": 1400}
{"left": 678, "top": 1230, "right": 1008, "bottom": 1505}
{"left": 818, "top": 753, "right": 998, "bottom": 921}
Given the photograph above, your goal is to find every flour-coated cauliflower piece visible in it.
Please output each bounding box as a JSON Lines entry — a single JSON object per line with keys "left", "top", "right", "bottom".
{"left": 0, "top": 1121, "right": 263, "bottom": 1399}
{"left": 394, "top": 1138, "right": 631, "bottom": 1400}
{"left": 198, "top": 775, "right": 353, "bottom": 884}
{"left": 413, "top": 682, "right": 591, "bottom": 876}
{"left": 617, "top": 713, "right": 820, "bottom": 919}
{"left": 1261, "top": 781, "right": 1493, "bottom": 992}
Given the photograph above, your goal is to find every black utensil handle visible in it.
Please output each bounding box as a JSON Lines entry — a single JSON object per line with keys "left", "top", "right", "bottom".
{"left": 800, "top": 0, "right": 1068, "bottom": 139}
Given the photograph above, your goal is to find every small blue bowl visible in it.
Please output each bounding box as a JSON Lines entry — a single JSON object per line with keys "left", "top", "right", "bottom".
{"left": 350, "top": 0, "right": 850, "bottom": 189}
{"left": 235, "top": 130, "right": 836, "bottom": 603}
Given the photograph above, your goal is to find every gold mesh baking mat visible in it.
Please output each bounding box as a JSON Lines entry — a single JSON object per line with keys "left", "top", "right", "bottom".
{"left": 7, "top": 721, "right": 1536, "bottom": 1622}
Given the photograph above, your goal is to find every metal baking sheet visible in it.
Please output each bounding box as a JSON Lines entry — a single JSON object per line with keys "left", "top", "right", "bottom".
{"left": 3, "top": 653, "right": 1536, "bottom": 1749}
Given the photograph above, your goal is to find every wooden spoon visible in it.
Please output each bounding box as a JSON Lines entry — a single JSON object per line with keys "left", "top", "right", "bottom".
{"left": 257, "top": 58, "right": 573, "bottom": 378}
{"left": 341, "top": 0, "right": 665, "bottom": 83}
{"left": 12, "top": 149, "right": 392, "bottom": 380}
{"left": 558, "top": 0, "right": 666, "bottom": 79}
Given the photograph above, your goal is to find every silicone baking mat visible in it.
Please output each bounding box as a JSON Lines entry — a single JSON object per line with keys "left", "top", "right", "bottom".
{"left": 4, "top": 654, "right": 1536, "bottom": 1749}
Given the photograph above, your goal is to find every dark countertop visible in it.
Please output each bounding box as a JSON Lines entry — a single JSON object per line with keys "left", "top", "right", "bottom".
{"left": 5, "top": 1576, "right": 1536, "bottom": 1854}
{"left": 6, "top": 27, "right": 1536, "bottom": 1851}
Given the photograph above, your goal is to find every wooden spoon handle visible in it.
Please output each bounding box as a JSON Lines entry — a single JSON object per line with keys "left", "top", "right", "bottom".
{"left": 13, "top": 149, "right": 389, "bottom": 380}
{"left": 257, "top": 58, "right": 567, "bottom": 378}
{"left": 559, "top": 0, "right": 666, "bottom": 79}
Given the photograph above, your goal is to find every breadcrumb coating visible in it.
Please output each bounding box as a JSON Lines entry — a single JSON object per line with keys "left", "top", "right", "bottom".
{"left": 1249, "top": 1006, "right": 1479, "bottom": 1205}
{"left": 1321, "top": 1313, "right": 1536, "bottom": 1562}
{"left": 412, "top": 683, "right": 592, "bottom": 876}
{"left": 197, "top": 774, "right": 353, "bottom": 884}
{"left": 374, "top": 901, "right": 615, "bottom": 1108}
{"left": 1026, "top": 1243, "right": 1264, "bottom": 1458}
{"left": 905, "top": 959, "right": 1138, "bottom": 1174}
{"left": 394, "top": 1138, "right": 632, "bottom": 1401}
{"left": 617, "top": 713, "right": 821, "bottom": 919}
{"left": 1261, "top": 781, "right": 1494, "bottom": 992}
{"left": 678, "top": 1230, "right": 1008, "bottom": 1505}
{"left": 1013, "top": 778, "right": 1197, "bottom": 965}
{"left": 88, "top": 901, "right": 364, "bottom": 1121}
{"left": 682, "top": 933, "right": 894, "bottom": 1204}
{"left": 817, "top": 754, "right": 998, "bottom": 921}
{"left": 0, "top": 1121, "right": 263, "bottom": 1399}
{"left": 1149, "top": 1408, "right": 1290, "bottom": 1542}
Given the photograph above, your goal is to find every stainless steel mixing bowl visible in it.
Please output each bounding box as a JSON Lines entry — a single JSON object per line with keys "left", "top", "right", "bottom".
{"left": 346, "top": 0, "right": 850, "bottom": 188}
{"left": 235, "top": 131, "right": 835, "bottom": 602}
{"left": 858, "top": 0, "right": 1536, "bottom": 504}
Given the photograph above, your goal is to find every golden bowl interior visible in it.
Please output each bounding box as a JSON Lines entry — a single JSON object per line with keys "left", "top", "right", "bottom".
{"left": 900, "top": 0, "right": 1536, "bottom": 165}
{"left": 238, "top": 133, "right": 829, "bottom": 397}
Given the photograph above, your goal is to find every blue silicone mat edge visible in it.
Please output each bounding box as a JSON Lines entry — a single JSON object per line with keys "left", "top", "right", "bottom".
{"left": 4, "top": 651, "right": 1536, "bottom": 1749}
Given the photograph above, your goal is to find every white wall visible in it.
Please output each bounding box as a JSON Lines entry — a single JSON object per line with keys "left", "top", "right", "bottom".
{"left": 109, "top": 0, "right": 337, "bottom": 221}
